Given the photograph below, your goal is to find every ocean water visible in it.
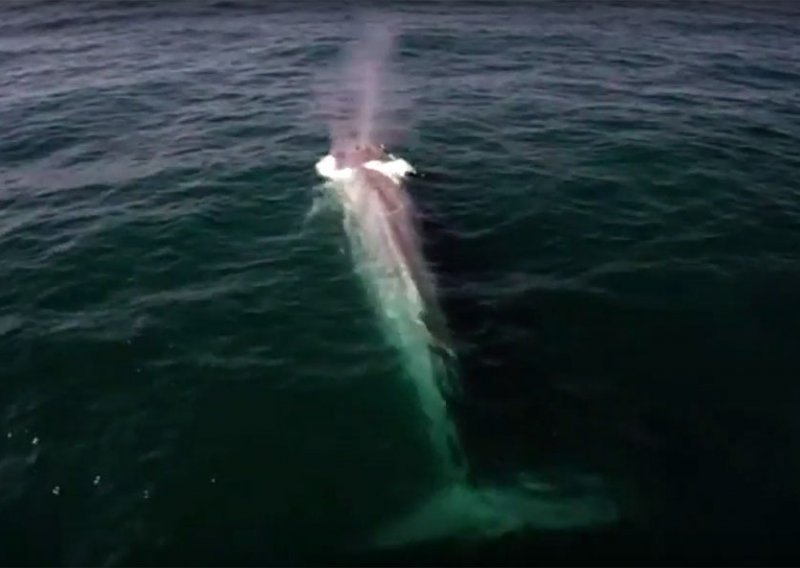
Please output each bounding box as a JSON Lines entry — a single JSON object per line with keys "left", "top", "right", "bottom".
{"left": 2, "top": 0, "right": 800, "bottom": 564}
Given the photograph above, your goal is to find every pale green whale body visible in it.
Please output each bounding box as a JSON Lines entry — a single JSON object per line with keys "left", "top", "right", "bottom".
{"left": 315, "top": 149, "right": 617, "bottom": 549}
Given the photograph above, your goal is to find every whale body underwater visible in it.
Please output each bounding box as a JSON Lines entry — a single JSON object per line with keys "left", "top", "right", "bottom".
{"left": 315, "top": 144, "right": 463, "bottom": 478}
{"left": 314, "top": 143, "right": 617, "bottom": 548}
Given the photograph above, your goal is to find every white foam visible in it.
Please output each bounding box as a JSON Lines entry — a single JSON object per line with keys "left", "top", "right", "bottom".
{"left": 314, "top": 153, "right": 415, "bottom": 183}
{"left": 315, "top": 154, "right": 354, "bottom": 182}
{"left": 364, "top": 157, "right": 415, "bottom": 182}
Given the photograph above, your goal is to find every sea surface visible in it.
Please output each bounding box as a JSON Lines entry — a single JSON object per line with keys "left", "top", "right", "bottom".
{"left": 2, "top": 0, "right": 800, "bottom": 564}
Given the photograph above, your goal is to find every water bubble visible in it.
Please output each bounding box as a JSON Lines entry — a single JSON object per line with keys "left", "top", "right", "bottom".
{"left": 32, "top": 437, "right": 39, "bottom": 445}
{"left": 52, "top": 486, "right": 60, "bottom": 496}
{"left": 6, "top": 432, "right": 11, "bottom": 439}
{"left": 93, "top": 475, "right": 101, "bottom": 486}
{"left": 143, "top": 489, "right": 150, "bottom": 499}
{"left": 211, "top": 477, "right": 216, "bottom": 484}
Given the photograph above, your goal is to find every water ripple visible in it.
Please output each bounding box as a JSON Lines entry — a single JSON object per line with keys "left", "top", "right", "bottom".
{"left": 2, "top": 1, "right": 800, "bottom": 563}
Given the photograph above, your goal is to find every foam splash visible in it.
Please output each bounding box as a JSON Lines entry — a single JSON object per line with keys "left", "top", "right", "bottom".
{"left": 315, "top": 153, "right": 415, "bottom": 184}
{"left": 315, "top": 154, "right": 354, "bottom": 182}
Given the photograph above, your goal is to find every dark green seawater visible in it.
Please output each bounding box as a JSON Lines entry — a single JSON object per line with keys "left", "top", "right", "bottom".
{"left": 2, "top": 0, "right": 800, "bottom": 564}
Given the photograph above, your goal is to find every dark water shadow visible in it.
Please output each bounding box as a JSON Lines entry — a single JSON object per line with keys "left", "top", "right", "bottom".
{"left": 382, "top": 174, "right": 800, "bottom": 565}
{"left": 407, "top": 174, "right": 588, "bottom": 479}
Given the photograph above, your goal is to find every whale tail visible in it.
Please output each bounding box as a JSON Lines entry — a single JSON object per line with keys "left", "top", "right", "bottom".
{"left": 369, "top": 473, "right": 617, "bottom": 552}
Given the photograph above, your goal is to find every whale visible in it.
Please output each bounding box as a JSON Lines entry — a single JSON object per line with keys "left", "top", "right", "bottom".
{"left": 316, "top": 143, "right": 464, "bottom": 479}
{"left": 314, "top": 142, "right": 617, "bottom": 550}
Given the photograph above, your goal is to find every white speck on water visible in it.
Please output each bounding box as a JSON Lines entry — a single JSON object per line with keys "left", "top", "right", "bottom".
{"left": 52, "top": 486, "right": 60, "bottom": 496}
{"left": 32, "top": 437, "right": 39, "bottom": 445}
{"left": 93, "top": 475, "right": 101, "bottom": 486}
{"left": 211, "top": 477, "right": 216, "bottom": 484}
{"left": 143, "top": 489, "right": 150, "bottom": 499}
{"left": 6, "top": 432, "right": 11, "bottom": 439}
